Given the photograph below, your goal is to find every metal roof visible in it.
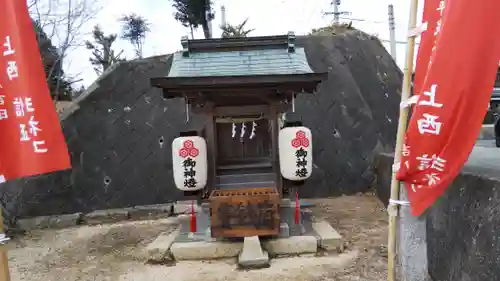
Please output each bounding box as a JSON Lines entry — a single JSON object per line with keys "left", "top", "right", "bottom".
{"left": 167, "top": 47, "right": 315, "bottom": 78}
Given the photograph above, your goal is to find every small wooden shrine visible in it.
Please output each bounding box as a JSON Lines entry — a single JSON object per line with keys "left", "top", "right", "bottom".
{"left": 151, "top": 32, "right": 327, "bottom": 238}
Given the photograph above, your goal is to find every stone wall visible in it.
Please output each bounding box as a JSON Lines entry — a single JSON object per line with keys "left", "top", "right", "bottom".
{"left": 1, "top": 55, "right": 205, "bottom": 222}
{"left": 374, "top": 153, "right": 500, "bottom": 281}
{"left": 294, "top": 33, "right": 402, "bottom": 198}
{"left": 2, "top": 31, "right": 403, "bottom": 224}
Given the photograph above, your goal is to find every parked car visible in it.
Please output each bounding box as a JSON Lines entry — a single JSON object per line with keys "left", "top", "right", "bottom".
{"left": 491, "top": 88, "right": 500, "bottom": 147}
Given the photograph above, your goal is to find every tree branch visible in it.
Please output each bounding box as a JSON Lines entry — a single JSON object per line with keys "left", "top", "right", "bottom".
{"left": 30, "top": 0, "right": 100, "bottom": 100}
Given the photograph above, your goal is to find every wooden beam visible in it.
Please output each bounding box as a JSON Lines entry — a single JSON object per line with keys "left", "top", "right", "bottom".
{"left": 204, "top": 102, "right": 217, "bottom": 199}
{"left": 214, "top": 105, "right": 269, "bottom": 116}
{"left": 269, "top": 103, "right": 283, "bottom": 196}
{"left": 151, "top": 73, "right": 327, "bottom": 91}
{"left": 191, "top": 105, "right": 211, "bottom": 115}
{"left": 186, "top": 34, "right": 290, "bottom": 53}
{"left": 161, "top": 87, "right": 320, "bottom": 100}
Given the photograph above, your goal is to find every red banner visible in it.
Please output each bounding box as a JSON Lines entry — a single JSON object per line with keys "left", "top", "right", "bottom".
{"left": 397, "top": 0, "right": 500, "bottom": 216}
{"left": 0, "top": 1, "right": 71, "bottom": 180}
{"left": 413, "top": 0, "right": 442, "bottom": 96}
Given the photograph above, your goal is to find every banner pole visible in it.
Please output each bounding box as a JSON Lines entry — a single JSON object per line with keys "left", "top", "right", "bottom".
{"left": 387, "top": 0, "right": 419, "bottom": 281}
{"left": 0, "top": 205, "right": 11, "bottom": 281}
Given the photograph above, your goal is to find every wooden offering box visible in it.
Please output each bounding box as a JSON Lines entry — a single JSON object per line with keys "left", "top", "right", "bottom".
{"left": 210, "top": 187, "right": 280, "bottom": 238}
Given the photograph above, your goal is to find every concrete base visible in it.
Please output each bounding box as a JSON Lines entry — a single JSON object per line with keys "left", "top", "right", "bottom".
{"left": 238, "top": 236, "right": 270, "bottom": 269}
{"left": 262, "top": 235, "right": 318, "bottom": 256}
{"left": 84, "top": 208, "right": 130, "bottom": 225}
{"left": 129, "top": 204, "right": 173, "bottom": 220}
{"left": 170, "top": 240, "right": 243, "bottom": 260}
{"left": 175, "top": 202, "right": 315, "bottom": 240}
{"left": 279, "top": 222, "right": 290, "bottom": 237}
{"left": 168, "top": 233, "right": 328, "bottom": 261}
{"left": 312, "top": 220, "right": 344, "bottom": 252}
{"left": 163, "top": 206, "right": 344, "bottom": 266}
{"left": 175, "top": 212, "right": 212, "bottom": 242}
{"left": 146, "top": 229, "right": 179, "bottom": 263}
{"left": 17, "top": 213, "right": 82, "bottom": 230}
{"left": 14, "top": 203, "right": 176, "bottom": 231}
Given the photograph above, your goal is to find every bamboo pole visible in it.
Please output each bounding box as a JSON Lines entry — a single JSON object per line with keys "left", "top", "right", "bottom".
{"left": 387, "top": 0, "right": 420, "bottom": 280}
{"left": 0, "top": 205, "right": 11, "bottom": 281}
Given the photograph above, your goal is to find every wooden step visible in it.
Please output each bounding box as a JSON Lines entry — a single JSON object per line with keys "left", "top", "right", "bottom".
{"left": 216, "top": 173, "right": 275, "bottom": 184}
{"left": 216, "top": 172, "right": 275, "bottom": 190}
{"left": 216, "top": 182, "right": 275, "bottom": 190}
{"left": 217, "top": 162, "right": 272, "bottom": 171}
{"left": 217, "top": 166, "right": 273, "bottom": 175}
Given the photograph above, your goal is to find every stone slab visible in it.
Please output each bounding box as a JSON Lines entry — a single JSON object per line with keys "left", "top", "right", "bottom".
{"left": 146, "top": 229, "right": 180, "bottom": 262}
{"left": 281, "top": 198, "right": 291, "bottom": 206}
{"left": 170, "top": 240, "right": 243, "bottom": 261}
{"left": 311, "top": 219, "right": 343, "bottom": 252}
{"left": 129, "top": 203, "right": 173, "bottom": 220}
{"left": 176, "top": 211, "right": 211, "bottom": 241}
{"left": 279, "top": 222, "right": 290, "bottom": 237}
{"left": 262, "top": 235, "right": 317, "bottom": 256}
{"left": 238, "top": 236, "right": 270, "bottom": 269}
{"left": 280, "top": 206, "right": 305, "bottom": 236}
{"left": 17, "top": 213, "right": 82, "bottom": 230}
{"left": 84, "top": 208, "right": 131, "bottom": 225}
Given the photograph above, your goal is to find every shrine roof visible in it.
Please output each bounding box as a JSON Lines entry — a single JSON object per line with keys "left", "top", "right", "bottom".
{"left": 150, "top": 33, "right": 327, "bottom": 97}
{"left": 167, "top": 46, "right": 314, "bottom": 78}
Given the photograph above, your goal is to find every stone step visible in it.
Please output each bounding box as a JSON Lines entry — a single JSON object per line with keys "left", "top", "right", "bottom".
{"left": 146, "top": 229, "right": 180, "bottom": 263}
{"left": 262, "top": 236, "right": 318, "bottom": 256}
{"left": 216, "top": 181, "right": 275, "bottom": 189}
{"left": 170, "top": 240, "right": 243, "bottom": 260}
{"left": 238, "top": 236, "right": 270, "bottom": 269}
{"left": 216, "top": 166, "right": 273, "bottom": 175}
{"left": 217, "top": 162, "right": 272, "bottom": 172}
{"left": 311, "top": 219, "right": 344, "bottom": 252}
{"left": 216, "top": 172, "right": 275, "bottom": 185}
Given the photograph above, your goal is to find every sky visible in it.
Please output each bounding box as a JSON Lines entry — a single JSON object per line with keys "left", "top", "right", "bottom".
{"left": 41, "top": 0, "right": 425, "bottom": 89}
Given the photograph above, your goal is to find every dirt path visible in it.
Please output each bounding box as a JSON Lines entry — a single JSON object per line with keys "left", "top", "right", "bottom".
{"left": 8, "top": 192, "right": 388, "bottom": 281}
{"left": 311, "top": 192, "right": 389, "bottom": 281}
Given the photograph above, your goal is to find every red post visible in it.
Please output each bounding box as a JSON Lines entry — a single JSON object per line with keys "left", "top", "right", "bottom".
{"left": 190, "top": 200, "right": 197, "bottom": 233}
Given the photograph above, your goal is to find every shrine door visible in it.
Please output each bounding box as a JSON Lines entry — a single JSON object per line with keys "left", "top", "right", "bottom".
{"left": 216, "top": 119, "right": 272, "bottom": 166}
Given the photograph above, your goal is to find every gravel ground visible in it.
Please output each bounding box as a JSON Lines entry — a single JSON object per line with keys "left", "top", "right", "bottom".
{"left": 7, "top": 192, "right": 388, "bottom": 281}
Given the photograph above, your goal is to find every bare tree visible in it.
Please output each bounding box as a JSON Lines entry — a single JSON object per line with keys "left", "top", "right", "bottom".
{"left": 85, "top": 25, "right": 125, "bottom": 75}
{"left": 28, "top": 0, "right": 100, "bottom": 99}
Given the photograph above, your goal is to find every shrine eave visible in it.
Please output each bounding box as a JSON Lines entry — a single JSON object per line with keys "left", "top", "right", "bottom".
{"left": 150, "top": 73, "right": 328, "bottom": 99}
